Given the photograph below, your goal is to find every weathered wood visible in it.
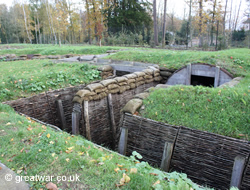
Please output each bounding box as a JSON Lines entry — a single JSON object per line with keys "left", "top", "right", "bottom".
{"left": 118, "top": 127, "right": 128, "bottom": 155}
{"left": 72, "top": 112, "right": 79, "bottom": 135}
{"left": 56, "top": 99, "right": 67, "bottom": 130}
{"left": 230, "top": 156, "right": 246, "bottom": 188}
{"left": 214, "top": 66, "right": 220, "bottom": 87}
{"left": 185, "top": 64, "right": 191, "bottom": 85}
{"left": 107, "top": 94, "right": 116, "bottom": 149}
{"left": 72, "top": 103, "right": 81, "bottom": 135}
{"left": 84, "top": 100, "right": 91, "bottom": 141}
{"left": 160, "top": 142, "right": 174, "bottom": 172}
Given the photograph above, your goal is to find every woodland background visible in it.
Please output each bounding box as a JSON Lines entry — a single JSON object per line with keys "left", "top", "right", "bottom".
{"left": 0, "top": 0, "right": 249, "bottom": 49}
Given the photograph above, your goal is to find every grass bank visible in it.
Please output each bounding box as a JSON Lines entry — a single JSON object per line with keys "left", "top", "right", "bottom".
{"left": 0, "top": 60, "right": 100, "bottom": 102}
{"left": 0, "top": 103, "right": 207, "bottom": 190}
{"left": 0, "top": 44, "right": 131, "bottom": 56}
{"left": 108, "top": 48, "right": 250, "bottom": 77}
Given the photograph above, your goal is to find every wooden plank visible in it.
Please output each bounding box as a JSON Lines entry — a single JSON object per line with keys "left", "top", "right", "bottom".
{"left": 72, "top": 112, "right": 79, "bottom": 135}
{"left": 160, "top": 142, "right": 174, "bottom": 172}
{"left": 107, "top": 94, "right": 116, "bottom": 149}
{"left": 186, "top": 64, "right": 191, "bottom": 85}
{"left": 84, "top": 100, "right": 92, "bottom": 141}
{"left": 214, "top": 66, "right": 220, "bottom": 87}
{"left": 56, "top": 99, "right": 67, "bottom": 130}
{"left": 230, "top": 155, "right": 246, "bottom": 188}
{"left": 118, "top": 127, "right": 128, "bottom": 155}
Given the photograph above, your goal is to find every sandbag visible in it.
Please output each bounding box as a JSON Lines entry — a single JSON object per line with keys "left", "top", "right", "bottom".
{"left": 122, "top": 99, "right": 143, "bottom": 114}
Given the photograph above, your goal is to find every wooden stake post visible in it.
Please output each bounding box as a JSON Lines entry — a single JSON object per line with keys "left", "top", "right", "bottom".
{"left": 230, "top": 155, "right": 246, "bottom": 188}
{"left": 118, "top": 127, "right": 128, "bottom": 155}
{"left": 160, "top": 142, "right": 174, "bottom": 172}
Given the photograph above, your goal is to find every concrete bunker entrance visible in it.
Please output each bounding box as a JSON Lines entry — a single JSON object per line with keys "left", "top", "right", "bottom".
{"left": 166, "top": 63, "right": 234, "bottom": 87}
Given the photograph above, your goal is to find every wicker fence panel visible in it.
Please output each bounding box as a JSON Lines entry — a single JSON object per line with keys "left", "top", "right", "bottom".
{"left": 121, "top": 114, "right": 250, "bottom": 190}
{"left": 171, "top": 127, "right": 250, "bottom": 189}
{"left": 242, "top": 159, "right": 250, "bottom": 189}
{"left": 88, "top": 98, "right": 111, "bottom": 147}
{"left": 122, "top": 113, "right": 179, "bottom": 166}
{"left": 4, "top": 85, "right": 85, "bottom": 130}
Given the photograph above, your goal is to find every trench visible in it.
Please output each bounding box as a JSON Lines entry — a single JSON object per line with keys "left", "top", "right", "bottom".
{"left": 3, "top": 63, "right": 248, "bottom": 190}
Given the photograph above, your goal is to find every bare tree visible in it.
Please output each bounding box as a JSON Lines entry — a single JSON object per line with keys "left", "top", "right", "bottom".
{"left": 229, "top": 0, "right": 233, "bottom": 31}
{"left": 234, "top": 0, "right": 242, "bottom": 30}
{"left": 162, "top": 0, "right": 167, "bottom": 47}
{"left": 210, "top": 0, "right": 217, "bottom": 46}
{"left": 22, "top": 3, "right": 32, "bottom": 44}
{"left": 153, "top": 0, "right": 158, "bottom": 46}
{"left": 198, "top": 0, "right": 203, "bottom": 47}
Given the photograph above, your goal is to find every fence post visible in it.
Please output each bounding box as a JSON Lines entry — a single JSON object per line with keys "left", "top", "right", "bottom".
{"left": 230, "top": 155, "right": 246, "bottom": 188}
{"left": 118, "top": 127, "right": 128, "bottom": 155}
{"left": 160, "top": 142, "right": 174, "bottom": 172}
{"left": 56, "top": 99, "right": 67, "bottom": 130}
{"left": 186, "top": 64, "right": 191, "bottom": 85}
{"left": 84, "top": 100, "right": 91, "bottom": 141}
{"left": 107, "top": 94, "right": 116, "bottom": 149}
{"left": 72, "top": 103, "right": 82, "bottom": 135}
{"left": 214, "top": 66, "right": 220, "bottom": 87}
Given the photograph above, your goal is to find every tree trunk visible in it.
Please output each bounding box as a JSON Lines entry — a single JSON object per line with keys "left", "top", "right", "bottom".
{"left": 198, "top": 0, "right": 203, "bottom": 48}
{"left": 234, "top": 0, "right": 242, "bottom": 30}
{"left": 222, "top": 0, "right": 228, "bottom": 47}
{"left": 36, "top": 13, "right": 41, "bottom": 44}
{"left": 210, "top": 0, "right": 216, "bottom": 46}
{"left": 162, "top": 0, "right": 167, "bottom": 48}
{"left": 35, "top": 16, "right": 38, "bottom": 44}
{"left": 188, "top": 0, "right": 192, "bottom": 48}
{"left": 153, "top": 0, "right": 158, "bottom": 46}
{"left": 85, "top": 0, "right": 92, "bottom": 44}
{"left": 22, "top": 4, "right": 32, "bottom": 44}
{"left": 229, "top": 0, "right": 233, "bottom": 31}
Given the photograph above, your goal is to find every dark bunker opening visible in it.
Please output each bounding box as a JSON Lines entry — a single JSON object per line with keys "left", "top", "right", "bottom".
{"left": 191, "top": 75, "right": 215, "bottom": 87}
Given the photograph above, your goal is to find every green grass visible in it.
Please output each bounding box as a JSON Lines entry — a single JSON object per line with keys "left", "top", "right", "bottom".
{"left": 108, "top": 48, "right": 250, "bottom": 77}
{"left": 141, "top": 84, "right": 250, "bottom": 140}
{"left": 0, "top": 60, "right": 101, "bottom": 102}
{"left": 0, "top": 44, "right": 132, "bottom": 56}
{"left": 0, "top": 103, "right": 207, "bottom": 190}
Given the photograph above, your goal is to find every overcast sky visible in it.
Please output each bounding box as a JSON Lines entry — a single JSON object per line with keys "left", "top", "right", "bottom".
{"left": 0, "top": 0, "right": 248, "bottom": 28}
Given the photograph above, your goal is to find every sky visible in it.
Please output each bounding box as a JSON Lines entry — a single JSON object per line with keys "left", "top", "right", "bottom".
{"left": 0, "top": 0, "right": 248, "bottom": 28}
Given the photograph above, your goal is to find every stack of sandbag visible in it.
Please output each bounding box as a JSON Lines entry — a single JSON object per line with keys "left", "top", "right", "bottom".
{"left": 124, "top": 73, "right": 137, "bottom": 89}
{"left": 98, "top": 65, "right": 114, "bottom": 79}
{"left": 114, "top": 76, "right": 129, "bottom": 93}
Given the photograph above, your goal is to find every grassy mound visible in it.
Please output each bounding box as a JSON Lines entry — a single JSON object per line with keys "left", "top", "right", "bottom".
{"left": 0, "top": 60, "right": 100, "bottom": 102}
{"left": 141, "top": 84, "right": 249, "bottom": 140}
{"left": 0, "top": 44, "right": 130, "bottom": 56}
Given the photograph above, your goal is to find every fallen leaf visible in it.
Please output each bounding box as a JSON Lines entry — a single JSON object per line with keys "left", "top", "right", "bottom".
{"left": 20, "top": 148, "right": 24, "bottom": 153}
{"left": 49, "top": 141, "right": 54, "bottom": 144}
{"left": 17, "top": 170, "right": 22, "bottom": 174}
{"left": 27, "top": 126, "right": 32, "bottom": 131}
{"left": 116, "top": 163, "right": 123, "bottom": 167}
{"left": 120, "top": 168, "right": 128, "bottom": 172}
{"left": 6, "top": 122, "right": 11, "bottom": 126}
{"left": 45, "top": 182, "right": 58, "bottom": 190}
{"left": 65, "top": 150, "right": 73, "bottom": 154}
{"left": 67, "top": 146, "right": 74, "bottom": 151}
{"left": 10, "top": 138, "right": 14, "bottom": 142}
{"left": 130, "top": 168, "right": 137, "bottom": 174}
{"left": 78, "top": 152, "right": 84, "bottom": 156}
{"left": 238, "top": 134, "right": 245, "bottom": 137}
{"left": 42, "top": 125, "right": 46, "bottom": 130}
{"left": 51, "top": 153, "right": 56, "bottom": 157}
{"left": 65, "top": 158, "right": 70, "bottom": 162}
{"left": 98, "top": 162, "right": 104, "bottom": 166}
{"left": 114, "top": 167, "right": 120, "bottom": 173}
{"left": 153, "top": 180, "right": 160, "bottom": 186}
{"left": 119, "top": 173, "right": 130, "bottom": 185}
{"left": 207, "top": 99, "right": 212, "bottom": 102}
{"left": 150, "top": 173, "right": 158, "bottom": 176}
{"left": 46, "top": 134, "right": 50, "bottom": 138}
{"left": 39, "top": 149, "right": 42, "bottom": 152}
